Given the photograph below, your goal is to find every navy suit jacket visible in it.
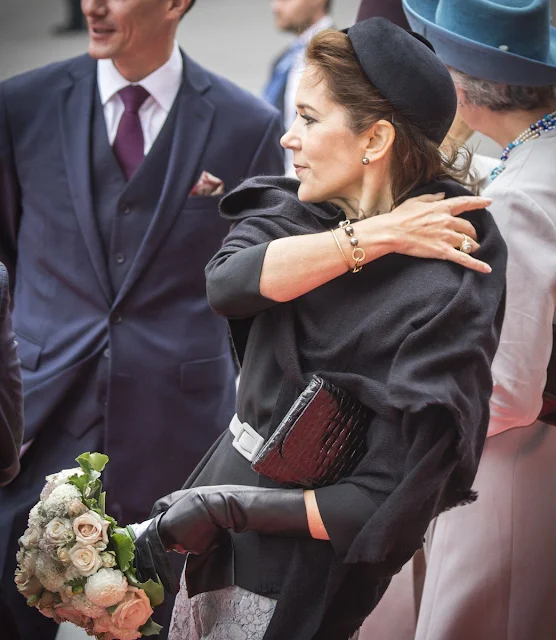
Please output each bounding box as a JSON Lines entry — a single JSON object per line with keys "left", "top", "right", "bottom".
{"left": 0, "top": 52, "right": 283, "bottom": 522}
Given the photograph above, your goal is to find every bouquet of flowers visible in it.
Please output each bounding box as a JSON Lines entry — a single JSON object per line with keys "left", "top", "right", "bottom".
{"left": 15, "top": 452, "right": 164, "bottom": 639}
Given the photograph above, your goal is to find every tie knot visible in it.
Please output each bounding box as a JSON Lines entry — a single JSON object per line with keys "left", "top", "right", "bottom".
{"left": 119, "top": 85, "right": 150, "bottom": 113}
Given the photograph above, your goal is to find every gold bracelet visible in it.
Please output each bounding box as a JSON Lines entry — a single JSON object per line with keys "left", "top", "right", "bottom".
{"left": 338, "top": 220, "right": 366, "bottom": 273}
{"left": 329, "top": 228, "right": 350, "bottom": 272}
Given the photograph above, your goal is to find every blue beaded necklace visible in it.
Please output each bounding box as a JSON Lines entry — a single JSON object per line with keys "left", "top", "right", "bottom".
{"left": 490, "top": 109, "right": 556, "bottom": 182}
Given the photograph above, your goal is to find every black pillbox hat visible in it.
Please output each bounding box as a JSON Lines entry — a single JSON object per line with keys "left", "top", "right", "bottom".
{"left": 345, "top": 17, "right": 457, "bottom": 144}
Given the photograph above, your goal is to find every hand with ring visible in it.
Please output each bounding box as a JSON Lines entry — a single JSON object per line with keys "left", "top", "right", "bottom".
{"left": 372, "top": 192, "right": 490, "bottom": 273}
{"left": 459, "top": 234, "right": 474, "bottom": 254}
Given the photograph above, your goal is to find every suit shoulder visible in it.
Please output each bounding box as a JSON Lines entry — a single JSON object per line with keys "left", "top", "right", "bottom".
{"left": 1, "top": 55, "right": 94, "bottom": 100}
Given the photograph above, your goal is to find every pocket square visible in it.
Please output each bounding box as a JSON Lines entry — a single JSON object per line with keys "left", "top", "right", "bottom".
{"left": 190, "top": 171, "right": 225, "bottom": 196}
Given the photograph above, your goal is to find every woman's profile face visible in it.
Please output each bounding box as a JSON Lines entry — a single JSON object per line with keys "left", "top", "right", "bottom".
{"left": 281, "top": 67, "right": 368, "bottom": 204}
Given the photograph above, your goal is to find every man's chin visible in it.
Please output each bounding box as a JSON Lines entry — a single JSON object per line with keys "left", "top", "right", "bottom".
{"left": 88, "top": 42, "right": 115, "bottom": 60}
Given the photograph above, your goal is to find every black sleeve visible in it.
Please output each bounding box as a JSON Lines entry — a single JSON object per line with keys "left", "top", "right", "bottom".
{"left": 205, "top": 215, "right": 294, "bottom": 319}
{"left": 315, "top": 407, "right": 457, "bottom": 565}
{"left": 0, "top": 82, "right": 22, "bottom": 291}
{"left": 0, "top": 265, "right": 23, "bottom": 487}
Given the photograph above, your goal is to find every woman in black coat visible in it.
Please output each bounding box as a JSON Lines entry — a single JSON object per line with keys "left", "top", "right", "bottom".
{"left": 136, "top": 18, "right": 507, "bottom": 640}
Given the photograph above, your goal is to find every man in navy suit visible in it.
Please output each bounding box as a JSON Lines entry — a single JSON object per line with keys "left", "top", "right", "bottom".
{"left": 0, "top": 0, "right": 283, "bottom": 637}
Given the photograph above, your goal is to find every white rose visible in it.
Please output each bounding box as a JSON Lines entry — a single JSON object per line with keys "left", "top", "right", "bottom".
{"left": 57, "top": 546, "right": 71, "bottom": 564}
{"left": 43, "top": 484, "right": 81, "bottom": 519}
{"left": 45, "top": 517, "right": 73, "bottom": 546}
{"left": 68, "top": 543, "right": 103, "bottom": 577}
{"left": 73, "top": 511, "right": 110, "bottom": 547}
{"left": 45, "top": 467, "right": 83, "bottom": 488}
{"left": 100, "top": 551, "right": 117, "bottom": 568}
{"left": 85, "top": 568, "right": 128, "bottom": 607}
{"left": 40, "top": 468, "right": 81, "bottom": 502}
{"left": 19, "top": 525, "right": 41, "bottom": 549}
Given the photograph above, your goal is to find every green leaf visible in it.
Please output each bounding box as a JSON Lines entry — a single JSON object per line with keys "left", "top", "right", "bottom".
{"left": 136, "top": 578, "right": 165, "bottom": 608}
{"left": 110, "top": 530, "right": 135, "bottom": 572}
{"left": 139, "top": 618, "right": 163, "bottom": 636}
{"left": 76, "top": 452, "right": 109, "bottom": 476}
{"left": 67, "top": 473, "right": 88, "bottom": 495}
{"left": 88, "top": 452, "right": 109, "bottom": 473}
{"left": 99, "top": 491, "right": 106, "bottom": 516}
{"left": 83, "top": 478, "right": 102, "bottom": 502}
{"left": 67, "top": 577, "right": 86, "bottom": 589}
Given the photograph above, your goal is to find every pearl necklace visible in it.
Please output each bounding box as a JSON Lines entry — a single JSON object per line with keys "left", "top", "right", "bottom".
{"left": 490, "top": 109, "right": 556, "bottom": 181}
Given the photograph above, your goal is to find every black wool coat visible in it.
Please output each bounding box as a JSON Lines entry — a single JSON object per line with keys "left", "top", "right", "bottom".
{"left": 200, "top": 176, "right": 507, "bottom": 639}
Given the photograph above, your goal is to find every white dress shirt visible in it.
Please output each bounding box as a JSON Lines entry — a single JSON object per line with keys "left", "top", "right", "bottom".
{"left": 97, "top": 41, "right": 183, "bottom": 154}
{"left": 283, "top": 15, "right": 334, "bottom": 175}
{"left": 484, "top": 130, "right": 556, "bottom": 436}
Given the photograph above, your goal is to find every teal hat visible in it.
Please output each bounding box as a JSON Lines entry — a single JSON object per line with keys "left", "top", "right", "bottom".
{"left": 402, "top": 0, "right": 556, "bottom": 86}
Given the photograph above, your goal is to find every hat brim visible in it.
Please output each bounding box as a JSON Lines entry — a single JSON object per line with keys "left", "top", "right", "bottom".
{"left": 402, "top": 0, "right": 556, "bottom": 86}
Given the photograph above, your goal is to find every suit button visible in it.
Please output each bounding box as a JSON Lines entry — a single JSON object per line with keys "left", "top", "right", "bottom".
{"left": 103, "top": 348, "right": 110, "bottom": 359}
{"left": 111, "top": 313, "right": 123, "bottom": 325}
{"left": 120, "top": 204, "right": 131, "bottom": 215}
{"left": 116, "top": 253, "right": 126, "bottom": 264}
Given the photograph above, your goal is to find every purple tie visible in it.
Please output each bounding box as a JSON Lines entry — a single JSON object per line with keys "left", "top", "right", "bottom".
{"left": 112, "top": 85, "right": 150, "bottom": 180}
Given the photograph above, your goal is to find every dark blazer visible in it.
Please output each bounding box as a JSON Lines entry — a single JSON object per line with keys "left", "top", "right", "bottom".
{"left": 0, "top": 52, "right": 284, "bottom": 524}
{"left": 0, "top": 263, "right": 23, "bottom": 489}
{"left": 0, "top": 264, "right": 23, "bottom": 640}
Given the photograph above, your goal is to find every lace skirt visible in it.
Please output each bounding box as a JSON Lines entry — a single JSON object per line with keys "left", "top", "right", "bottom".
{"left": 169, "top": 579, "right": 361, "bottom": 640}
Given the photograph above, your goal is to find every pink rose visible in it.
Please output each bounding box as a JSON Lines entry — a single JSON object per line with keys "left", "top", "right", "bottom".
{"left": 14, "top": 570, "right": 43, "bottom": 598}
{"left": 37, "top": 590, "right": 58, "bottom": 620}
{"left": 111, "top": 587, "right": 153, "bottom": 630}
{"left": 54, "top": 602, "right": 88, "bottom": 627}
{"left": 68, "top": 543, "right": 103, "bottom": 577}
{"left": 73, "top": 511, "right": 110, "bottom": 547}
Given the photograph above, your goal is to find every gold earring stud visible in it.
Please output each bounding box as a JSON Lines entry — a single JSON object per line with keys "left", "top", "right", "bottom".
{"left": 362, "top": 158, "right": 370, "bottom": 165}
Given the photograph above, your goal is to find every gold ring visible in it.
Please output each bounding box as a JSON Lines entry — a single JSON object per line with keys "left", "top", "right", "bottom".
{"left": 459, "top": 234, "right": 473, "bottom": 254}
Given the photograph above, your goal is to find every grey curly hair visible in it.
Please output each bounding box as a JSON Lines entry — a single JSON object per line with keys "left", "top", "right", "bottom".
{"left": 449, "top": 67, "right": 556, "bottom": 112}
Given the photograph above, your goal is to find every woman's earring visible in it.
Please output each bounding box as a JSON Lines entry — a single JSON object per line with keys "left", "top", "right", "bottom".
{"left": 362, "top": 158, "right": 370, "bottom": 165}
{"left": 458, "top": 99, "right": 464, "bottom": 107}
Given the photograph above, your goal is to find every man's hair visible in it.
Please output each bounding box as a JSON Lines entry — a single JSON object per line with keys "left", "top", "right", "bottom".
{"left": 326, "top": 0, "right": 333, "bottom": 12}
{"left": 450, "top": 67, "right": 556, "bottom": 112}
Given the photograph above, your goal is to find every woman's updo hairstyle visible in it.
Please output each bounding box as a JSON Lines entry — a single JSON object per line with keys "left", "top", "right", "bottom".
{"left": 306, "top": 29, "right": 473, "bottom": 207}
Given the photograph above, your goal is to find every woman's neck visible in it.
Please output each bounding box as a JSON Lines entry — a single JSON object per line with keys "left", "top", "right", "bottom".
{"left": 330, "top": 172, "right": 394, "bottom": 220}
{"left": 479, "top": 102, "right": 556, "bottom": 148}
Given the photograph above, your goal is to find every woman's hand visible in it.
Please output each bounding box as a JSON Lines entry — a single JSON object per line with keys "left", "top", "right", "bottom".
{"left": 371, "top": 192, "right": 492, "bottom": 273}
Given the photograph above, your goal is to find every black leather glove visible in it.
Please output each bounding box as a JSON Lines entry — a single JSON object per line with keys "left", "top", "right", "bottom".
{"left": 159, "top": 485, "right": 309, "bottom": 553}
{"left": 149, "top": 490, "right": 187, "bottom": 518}
{"left": 135, "top": 485, "right": 309, "bottom": 592}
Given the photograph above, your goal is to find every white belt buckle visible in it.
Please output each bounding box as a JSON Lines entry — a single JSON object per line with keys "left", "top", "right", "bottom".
{"left": 229, "top": 414, "right": 265, "bottom": 463}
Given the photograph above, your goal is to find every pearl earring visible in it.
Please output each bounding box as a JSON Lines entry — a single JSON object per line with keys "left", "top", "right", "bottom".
{"left": 362, "top": 158, "right": 370, "bottom": 165}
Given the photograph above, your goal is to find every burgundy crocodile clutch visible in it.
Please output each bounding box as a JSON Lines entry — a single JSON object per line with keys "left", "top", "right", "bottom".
{"left": 252, "top": 375, "right": 373, "bottom": 489}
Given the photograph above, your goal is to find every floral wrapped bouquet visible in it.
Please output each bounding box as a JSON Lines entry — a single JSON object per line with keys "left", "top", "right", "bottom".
{"left": 15, "top": 452, "right": 164, "bottom": 639}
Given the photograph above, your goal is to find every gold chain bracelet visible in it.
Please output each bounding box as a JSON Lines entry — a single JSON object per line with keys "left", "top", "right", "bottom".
{"left": 338, "top": 220, "right": 366, "bottom": 273}
{"left": 329, "top": 229, "right": 350, "bottom": 272}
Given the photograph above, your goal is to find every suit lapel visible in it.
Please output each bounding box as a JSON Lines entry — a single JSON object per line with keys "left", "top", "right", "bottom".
{"left": 59, "top": 59, "right": 113, "bottom": 304}
{"left": 113, "top": 54, "right": 215, "bottom": 306}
